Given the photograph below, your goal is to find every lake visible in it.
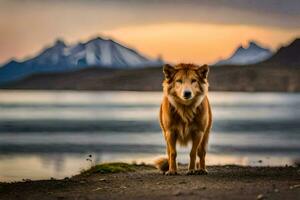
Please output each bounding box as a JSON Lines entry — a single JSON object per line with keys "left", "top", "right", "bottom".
{"left": 0, "top": 90, "right": 299, "bottom": 182}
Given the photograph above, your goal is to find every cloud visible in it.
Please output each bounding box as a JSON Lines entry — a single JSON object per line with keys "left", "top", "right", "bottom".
{"left": 1, "top": 0, "right": 300, "bottom": 29}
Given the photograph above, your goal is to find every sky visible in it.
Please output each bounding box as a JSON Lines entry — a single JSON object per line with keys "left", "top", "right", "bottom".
{"left": 0, "top": 0, "right": 300, "bottom": 65}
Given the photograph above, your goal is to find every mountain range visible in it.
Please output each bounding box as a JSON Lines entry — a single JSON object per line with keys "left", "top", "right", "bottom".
{"left": 2, "top": 37, "right": 299, "bottom": 92}
{"left": 214, "top": 41, "right": 272, "bottom": 66}
{"left": 1, "top": 36, "right": 299, "bottom": 90}
{"left": 0, "top": 37, "right": 163, "bottom": 84}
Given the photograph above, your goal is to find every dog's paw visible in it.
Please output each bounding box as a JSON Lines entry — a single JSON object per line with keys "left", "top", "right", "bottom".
{"left": 195, "top": 169, "right": 208, "bottom": 175}
{"left": 186, "top": 169, "right": 197, "bottom": 175}
{"left": 165, "top": 170, "right": 178, "bottom": 176}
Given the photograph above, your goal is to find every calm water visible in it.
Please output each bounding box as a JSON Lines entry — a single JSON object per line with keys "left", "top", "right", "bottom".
{"left": 0, "top": 90, "right": 299, "bottom": 182}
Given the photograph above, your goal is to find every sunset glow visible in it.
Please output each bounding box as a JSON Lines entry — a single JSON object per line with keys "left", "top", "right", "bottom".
{"left": 0, "top": 0, "right": 299, "bottom": 64}
{"left": 103, "top": 23, "right": 300, "bottom": 64}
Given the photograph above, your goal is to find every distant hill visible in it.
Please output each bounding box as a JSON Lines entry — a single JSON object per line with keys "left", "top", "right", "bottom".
{"left": 2, "top": 64, "right": 300, "bottom": 92}
{"left": 215, "top": 41, "right": 272, "bottom": 66}
{"left": 0, "top": 37, "right": 163, "bottom": 84}
{"left": 262, "top": 38, "right": 300, "bottom": 66}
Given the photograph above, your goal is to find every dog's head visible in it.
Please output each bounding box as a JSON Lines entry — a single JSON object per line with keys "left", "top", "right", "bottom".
{"left": 163, "top": 63, "right": 209, "bottom": 105}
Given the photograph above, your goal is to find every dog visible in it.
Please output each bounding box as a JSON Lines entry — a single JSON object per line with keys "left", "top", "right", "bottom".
{"left": 155, "top": 63, "right": 212, "bottom": 175}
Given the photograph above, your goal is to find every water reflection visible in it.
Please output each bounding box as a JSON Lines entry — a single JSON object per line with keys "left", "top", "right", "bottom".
{"left": 0, "top": 91, "right": 299, "bottom": 182}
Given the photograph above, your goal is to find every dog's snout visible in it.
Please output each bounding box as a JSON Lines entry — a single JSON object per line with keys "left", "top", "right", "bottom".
{"left": 183, "top": 91, "right": 192, "bottom": 99}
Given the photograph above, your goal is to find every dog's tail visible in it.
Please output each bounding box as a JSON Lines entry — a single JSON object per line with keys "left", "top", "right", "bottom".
{"left": 154, "top": 157, "right": 169, "bottom": 172}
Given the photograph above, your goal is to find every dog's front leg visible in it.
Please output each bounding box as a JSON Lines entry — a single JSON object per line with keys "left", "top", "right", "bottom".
{"left": 197, "top": 131, "right": 209, "bottom": 175}
{"left": 187, "top": 134, "right": 201, "bottom": 175}
{"left": 166, "top": 131, "right": 177, "bottom": 175}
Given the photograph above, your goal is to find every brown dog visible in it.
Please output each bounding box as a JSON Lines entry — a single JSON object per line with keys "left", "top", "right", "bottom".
{"left": 155, "top": 63, "right": 212, "bottom": 175}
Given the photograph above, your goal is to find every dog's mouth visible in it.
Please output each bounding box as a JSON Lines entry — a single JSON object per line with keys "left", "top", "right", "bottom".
{"left": 170, "top": 91, "right": 199, "bottom": 105}
{"left": 178, "top": 95, "right": 195, "bottom": 104}
{"left": 182, "top": 96, "right": 193, "bottom": 101}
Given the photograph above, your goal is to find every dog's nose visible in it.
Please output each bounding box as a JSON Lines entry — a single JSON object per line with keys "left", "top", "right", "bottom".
{"left": 183, "top": 91, "right": 192, "bottom": 99}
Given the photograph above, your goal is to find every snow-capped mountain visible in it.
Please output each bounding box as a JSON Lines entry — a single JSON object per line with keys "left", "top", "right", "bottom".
{"left": 0, "top": 37, "right": 163, "bottom": 84}
{"left": 214, "top": 41, "right": 272, "bottom": 66}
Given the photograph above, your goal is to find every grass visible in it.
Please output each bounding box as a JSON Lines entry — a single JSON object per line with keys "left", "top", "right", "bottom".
{"left": 80, "top": 162, "right": 154, "bottom": 176}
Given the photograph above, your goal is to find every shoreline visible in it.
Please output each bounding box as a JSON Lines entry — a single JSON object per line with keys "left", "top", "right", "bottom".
{"left": 1, "top": 163, "right": 299, "bottom": 200}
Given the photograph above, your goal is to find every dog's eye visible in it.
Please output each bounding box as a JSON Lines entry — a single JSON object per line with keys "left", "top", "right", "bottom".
{"left": 191, "top": 79, "right": 197, "bottom": 83}
{"left": 176, "top": 79, "right": 182, "bottom": 84}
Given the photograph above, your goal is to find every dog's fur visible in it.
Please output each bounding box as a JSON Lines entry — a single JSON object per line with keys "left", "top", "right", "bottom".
{"left": 155, "top": 63, "right": 212, "bottom": 175}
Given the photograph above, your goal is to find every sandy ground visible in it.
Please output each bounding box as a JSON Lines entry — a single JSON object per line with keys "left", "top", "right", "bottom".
{"left": 1, "top": 165, "right": 300, "bottom": 200}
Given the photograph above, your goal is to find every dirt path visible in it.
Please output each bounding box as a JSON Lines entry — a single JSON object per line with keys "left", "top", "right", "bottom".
{"left": 1, "top": 165, "right": 300, "bottom": 200}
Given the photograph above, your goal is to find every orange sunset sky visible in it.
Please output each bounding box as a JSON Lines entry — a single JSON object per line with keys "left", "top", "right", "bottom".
{"left": 1, "top": 0, "right": 300, "bottom": 65}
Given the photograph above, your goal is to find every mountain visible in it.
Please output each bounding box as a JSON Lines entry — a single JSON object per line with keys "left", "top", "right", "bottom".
{"left": 0, "top": 37, "right": 163, "bottom": 84}
{"left": 263, "top": 38, "right": 300, "bottom": 66}
{"left": 214, "top": 41, "right": 272, "bottom": 66}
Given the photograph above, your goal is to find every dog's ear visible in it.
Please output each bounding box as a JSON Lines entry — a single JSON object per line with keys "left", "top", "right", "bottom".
{"left": 197, "top": 64, "right": 209, "bottom": 79}
{"left": 163, "top": 64, "right": 176, "bottom": 80}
